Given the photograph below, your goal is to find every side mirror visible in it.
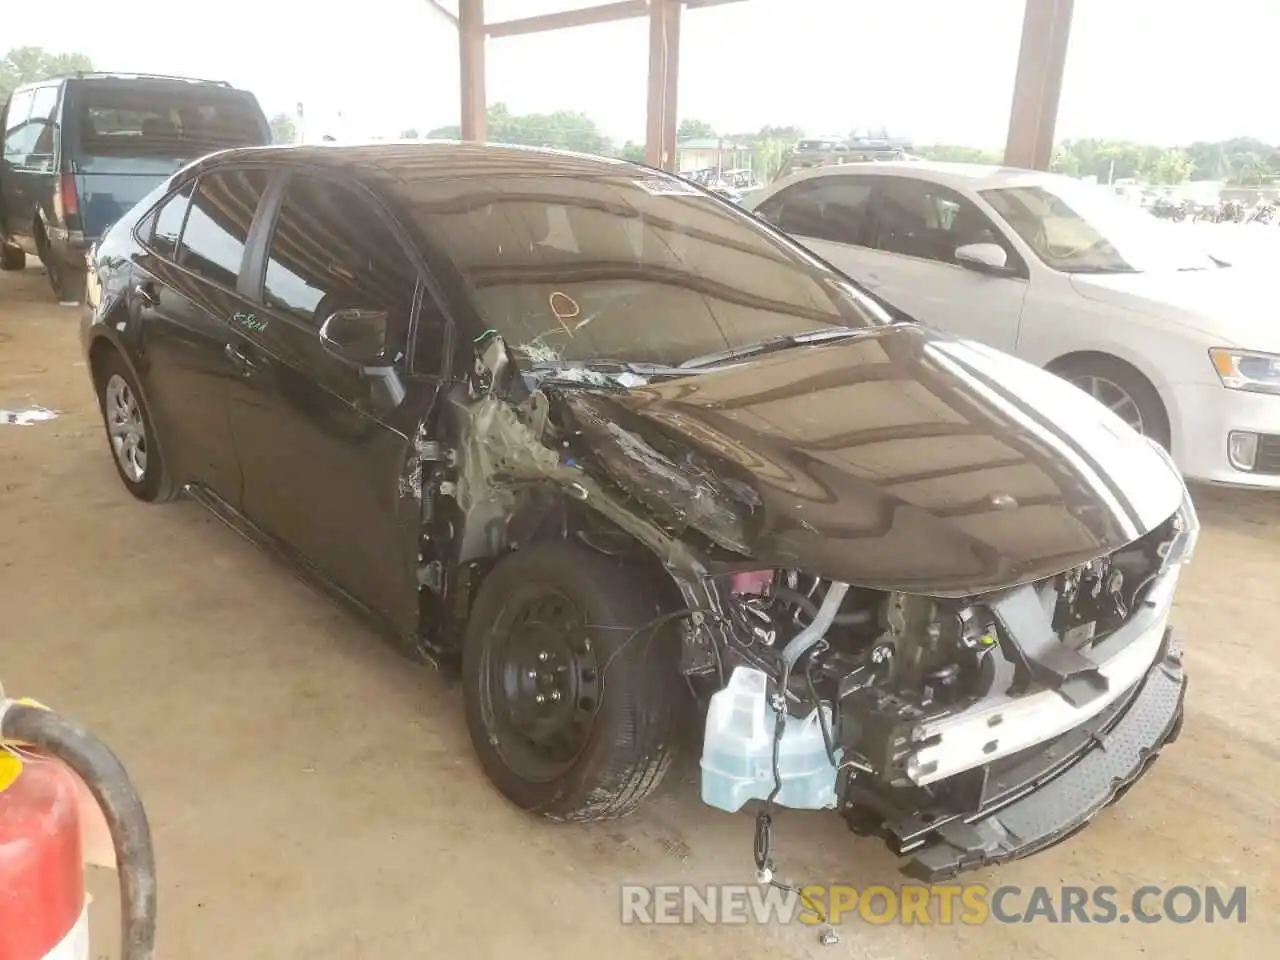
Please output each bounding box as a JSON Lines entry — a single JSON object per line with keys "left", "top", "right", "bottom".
{"left": 319, "top": 308, "right": 389, "bottom": 366}
{"left": 319, "top": 308, "right": 406, "bottom": 407}
{"left": 954, "top": 242, "right": 1012, "bottom": 275}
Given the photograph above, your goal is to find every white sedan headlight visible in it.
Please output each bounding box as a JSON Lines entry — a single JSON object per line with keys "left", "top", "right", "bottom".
{"left": 1209, "top": 347, "right": 1280, "bottom": 395}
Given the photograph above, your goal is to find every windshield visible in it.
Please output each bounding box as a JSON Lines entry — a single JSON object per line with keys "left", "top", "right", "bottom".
{"left": 981, "top": 181, "right": 1218, "bottom": 273}
{"left": 405, "top": 173, "right": 889, "bottom": 367}
{"left": 75, "top": 84, "right": 267, "bottom": 159}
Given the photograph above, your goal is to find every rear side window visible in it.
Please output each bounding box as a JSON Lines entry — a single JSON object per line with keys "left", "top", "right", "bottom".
{"left": 75, "top": 83, "right": 266, "bottom": 159}
{"left": 262, "top": 175, "right": 417, "bottom": 329}
{"left": 756, "top": 178, "right": 875, "bottom": 246}
{"left": 148, "top": 182, "right": 195, "bottom": 259}
{"left": 2, "top": 89, "right": 37, "bottom": 160}
{"left": 178, "top": 170, "right": 270, "bottom": 287}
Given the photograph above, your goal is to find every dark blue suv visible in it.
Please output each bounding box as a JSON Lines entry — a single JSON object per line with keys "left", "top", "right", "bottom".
{"left": 1, "top": 73, "right": 270, "bottom": 304}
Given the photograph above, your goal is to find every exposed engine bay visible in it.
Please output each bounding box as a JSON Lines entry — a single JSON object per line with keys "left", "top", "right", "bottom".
{"left": 695, "top": 498, "right": 1197, "bottom": 877}
{"left": 724, "top": 515, "right": 1169, "bottom": 771}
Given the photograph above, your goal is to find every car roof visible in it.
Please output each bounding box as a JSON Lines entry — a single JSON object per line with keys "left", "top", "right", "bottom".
{"left": 778, "top": 159, "right": 1056, "bottom": 191}
{"left": 16, "top": 73, "right": 239, "bottom": 91}
{"left": 195, "top": 140, "right": 661, "bottom": 187}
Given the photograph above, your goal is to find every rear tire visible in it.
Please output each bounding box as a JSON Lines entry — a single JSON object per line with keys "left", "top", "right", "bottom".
{"left": 462, "top": 541, "right": 684, "bottom": 822}
{"left": 36, "top": 228, "right": 86, "bottom": 303}
{"left": 47, "top": 259, "right": 87, "bottom": 304}
{"left": 0, "top": 243, "right": 25, "bottom": 271}
{"left": 94, "top": 351, "right": 178, "bottom": 503}
{"left": 1053, "top": 356, "right": 1171, "bottom": 450}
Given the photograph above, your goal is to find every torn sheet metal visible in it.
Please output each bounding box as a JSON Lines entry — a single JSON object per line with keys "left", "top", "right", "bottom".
{"left": 1, "top": 406, "right": 59, "bottom": 426}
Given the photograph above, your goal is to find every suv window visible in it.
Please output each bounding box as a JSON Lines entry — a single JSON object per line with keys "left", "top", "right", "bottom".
{"left": 2, "top": 89, "right": 37, "bottom": 160}
{"left": 76, "top": 84, "right": 266, "bottom": 159}
{"left": 871, "top": 177, "right": 1012, "bottom": 266}
{"left": 178, "top": 170, "right": 270, "bottom": 287}
{"left": 28, "top": 87, "right": 59, "bottom": 156}
{"left": 755, "top": 177, "right": 875, "bottom": 246}
{"left": 263, "top": 176, "right": 417, "bottom": 332}
{"left": 148, "top": 182, "right": 195, "bottom": 259}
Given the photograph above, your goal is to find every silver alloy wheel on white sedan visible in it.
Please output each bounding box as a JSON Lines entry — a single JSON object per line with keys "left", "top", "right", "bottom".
{"left": 1072, "top": 375, "right": 1145, "bottom": 435}
{"left": 104, "top": 374, "right": 147, "bottom": 483}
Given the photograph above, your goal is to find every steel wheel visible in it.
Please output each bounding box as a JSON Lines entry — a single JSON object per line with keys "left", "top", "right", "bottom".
{"left": 1072, "top": 374, "right": 1145, "bottom": 435}
{"left": 104, "top": 374, "right": 148, "bottom": 483}
{"left": 479, "top": 588, "right": 602, "bottom": 784}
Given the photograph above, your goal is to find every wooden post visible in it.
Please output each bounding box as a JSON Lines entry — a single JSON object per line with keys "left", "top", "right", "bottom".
{"left": 645, "top": 0, "right": 681, "bottom": 170}
{"left": 459, "top": 0, "right": 487, "bottom": 142}
{"left": 1004, "top": 0, "right": 1075, "bottom": 170}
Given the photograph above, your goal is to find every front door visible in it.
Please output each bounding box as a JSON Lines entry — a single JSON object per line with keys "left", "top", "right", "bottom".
{"left": 756, "top": 174, "right": 1029, "bottom": 352}
{"left": 227, "top": 172, "right": 437, "bottom": 635}
{"left": 848, "top": 176, "right": 1029, "bottom": 351}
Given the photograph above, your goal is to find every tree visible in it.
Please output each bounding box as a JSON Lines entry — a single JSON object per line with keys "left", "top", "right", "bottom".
{"left": 1, "top": 46, "right": 93, "bottom": 102}
{"left": 915, "top": 144, "right": 1002, "bottom": 164}
{"left": 677, "top": 118, "right": 716, "bottom": 140}
{"left": 1050, "top": 144, "right": 1081, "bottom": 177}
{"left": 400, "top": 128, "right": 420, "bottom": 139}
{"left": 427, "top": 102, "right": 614, "bottom": 155}
{"left": 618, "top": 140, "right": 646, "bottom": 163}
{"left": 269, "top": 113, "right": 298, "bottom": 145}
{"left": 1152, "top": 148, "right": 1194, "bottom": 185}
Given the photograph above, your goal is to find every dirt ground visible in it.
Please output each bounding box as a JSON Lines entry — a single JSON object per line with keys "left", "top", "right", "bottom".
{"left": 2, "top": 263, "right": 1276, "bottom": 959}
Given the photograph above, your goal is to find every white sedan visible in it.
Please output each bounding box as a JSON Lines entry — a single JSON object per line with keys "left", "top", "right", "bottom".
{"left": 743, "top": 161, "right": 1280, "bottom": 488}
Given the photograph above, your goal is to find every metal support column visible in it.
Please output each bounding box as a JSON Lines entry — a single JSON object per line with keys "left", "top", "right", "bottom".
{"left": 645, "top": 0, "right": 681, "bottom": 170}
{"left": 1003, "top": 0, "right": 1074, "bottom": 170}
{"left": 459, "top": 0, "right": 487, "bottom": 142}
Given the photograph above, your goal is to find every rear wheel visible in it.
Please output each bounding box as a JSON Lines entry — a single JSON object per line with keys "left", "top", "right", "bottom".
{"left": 0, "top": 243, "right": 25, "bottom": 271}
{"left": 1053, "top": 356, "right": 1171, "bottom": 449}
{"left": 35, "top": 228, "right": 85, "bottom": 304}
{"left": 46, "top": 257, "right": 87, "bottom": 305}
{"left": 462, "top": 541, "right": 684, "bottom": 821}
{"left": 95, "top": 352, "right": 178, "bottom": 503}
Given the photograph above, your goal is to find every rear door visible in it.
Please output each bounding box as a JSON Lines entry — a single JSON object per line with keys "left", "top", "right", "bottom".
{"left": 131, "top": 167, "right": 275, "bottom": 502}
{"left": 64, "top": 79, "right": 271, "bottom": 241}
{"left": 227, "top": 171, "right": 440, "bottom": 633}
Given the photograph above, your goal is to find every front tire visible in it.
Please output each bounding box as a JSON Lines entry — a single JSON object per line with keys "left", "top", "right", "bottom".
{"left": 1054, "top": 356, "right": 1171, "bottom": 449}
{"left": 95, "top": 352, "right": 178, "bottom": 503}
{"left": 462, "top": 541, "right": 684, "bottom": 822}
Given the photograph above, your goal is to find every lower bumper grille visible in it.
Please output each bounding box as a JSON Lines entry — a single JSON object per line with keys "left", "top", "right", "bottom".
{"left": 1255, "top": 434, "right": 1280, "bottom": 475}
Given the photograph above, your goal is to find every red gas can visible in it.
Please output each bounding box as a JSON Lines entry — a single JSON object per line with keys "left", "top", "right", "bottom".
{"left": 0, "top": 755, "right": 87, "bottom": 959}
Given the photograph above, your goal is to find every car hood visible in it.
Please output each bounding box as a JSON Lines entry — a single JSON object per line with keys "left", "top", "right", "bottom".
{"left": 1070, "top": 267, "right": 1280, "bottom": 351}
{"left": 550, "top": 325, "right": 1184, "bottom": 596}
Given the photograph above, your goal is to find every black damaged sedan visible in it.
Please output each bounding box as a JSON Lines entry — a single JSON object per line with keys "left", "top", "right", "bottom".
{"left": 82, "top": 143, "right": 1198, "bottom": 879}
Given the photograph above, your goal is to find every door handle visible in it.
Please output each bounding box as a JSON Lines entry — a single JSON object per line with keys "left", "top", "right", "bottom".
{"left": 133, "top": 282, "right": 159, "bottom": 307}
{"left": 224, "top": 343, "right": 257, "bottom": 375}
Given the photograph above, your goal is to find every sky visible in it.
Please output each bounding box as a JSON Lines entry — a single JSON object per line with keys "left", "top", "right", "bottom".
{"left": 6, "top": 0, "right": 1280, "bottom": 146}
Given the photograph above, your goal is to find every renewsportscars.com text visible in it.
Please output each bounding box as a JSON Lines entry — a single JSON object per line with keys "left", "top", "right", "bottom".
{"left": 620, "top": 883, "right": 1247, "bottom": 926}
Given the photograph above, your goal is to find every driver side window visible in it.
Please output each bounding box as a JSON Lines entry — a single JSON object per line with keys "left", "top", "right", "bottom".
{"left": 870, "top": 177, "right": 1019, "bottom": 270}
{"left": 264, "top": 175, "right": 418, "bottom": 355}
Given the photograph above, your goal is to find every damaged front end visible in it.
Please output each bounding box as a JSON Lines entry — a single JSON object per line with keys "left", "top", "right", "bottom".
{"left": 698, "top": 481, "right": 1196, "bottom": 879}
{"left": 421, "top": 326, "right": 1198, "bottom": 878}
